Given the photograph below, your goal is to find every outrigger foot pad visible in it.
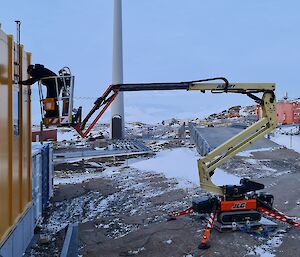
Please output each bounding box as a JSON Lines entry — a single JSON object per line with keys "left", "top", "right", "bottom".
{"left": 167, "top": 216, "right": 177, "bottom": 221}
{"left": 198, "top": 243, "right": 210, "bottom": 249}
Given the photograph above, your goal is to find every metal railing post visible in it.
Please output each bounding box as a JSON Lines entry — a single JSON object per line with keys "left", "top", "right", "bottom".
{"left": 60, "top": 223, "right": 78, "bottom": 257}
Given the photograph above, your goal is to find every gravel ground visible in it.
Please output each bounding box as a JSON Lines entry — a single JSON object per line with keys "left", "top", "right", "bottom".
{"left": 26, "top": 146, "right": 300, "bottom": 257}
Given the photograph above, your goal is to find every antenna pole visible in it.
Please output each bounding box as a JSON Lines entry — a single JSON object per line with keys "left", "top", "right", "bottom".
{"left": 15, "top": 20, "right": 21, "bottom": 84}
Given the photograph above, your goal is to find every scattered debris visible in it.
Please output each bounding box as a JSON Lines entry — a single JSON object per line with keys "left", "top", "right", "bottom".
{"left": 28, "top": 114, "right": 300, "bottom": 256}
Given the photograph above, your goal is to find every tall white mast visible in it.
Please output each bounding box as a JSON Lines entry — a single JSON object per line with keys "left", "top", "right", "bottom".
{"left": 111, "top": 0, "right": 125, "bottom": 139}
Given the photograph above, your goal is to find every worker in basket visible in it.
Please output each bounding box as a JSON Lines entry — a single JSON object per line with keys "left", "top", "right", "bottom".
{"left": 20, "top": 64, "right": 63, "bottom": 118}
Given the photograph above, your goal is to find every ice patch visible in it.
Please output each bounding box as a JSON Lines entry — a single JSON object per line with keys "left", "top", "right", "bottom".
{"left": 94, "top": 147, "right": 106, "bottom": 150}
{"left": 128, "top": 247, "right": 145, "bottom": 255}
{"left": 164, "top": 239, "right": 172, "bottom": 244}
{"left": 237, "top": 148, "right": 275, "bottom": 157}
{"left": 259, "top": 217, "right": 277, "bottom": 226}
{"left": 245, "top": 159, "right": 260, "bottom": 165}
{"left": 249, "top": 247, "right": 275, "bottom": 257}
{"left": 272, "top": 170, "right": 290, "bottom": 177}
{"left": 54, "top": 172, "right": 104, "bottom": 185}
{"left": 87, "top": 162, "right": 102, "bottom": 167}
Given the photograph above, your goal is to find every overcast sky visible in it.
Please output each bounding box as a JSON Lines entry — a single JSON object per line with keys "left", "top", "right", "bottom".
{"left": 1, "top": 0, "right": 299, "bottom": 124}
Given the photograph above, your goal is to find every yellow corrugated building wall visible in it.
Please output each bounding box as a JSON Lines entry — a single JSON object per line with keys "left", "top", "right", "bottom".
{"left": 0, "top": 27, "right": 32, "bottom": 245}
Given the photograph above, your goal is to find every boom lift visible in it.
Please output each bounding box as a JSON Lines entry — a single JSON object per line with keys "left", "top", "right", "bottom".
{"left": 37, "top": 75, "right": 300, "bottom": 249}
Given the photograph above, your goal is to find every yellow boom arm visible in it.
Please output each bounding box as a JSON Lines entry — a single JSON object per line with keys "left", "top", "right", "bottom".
{"left": 74, "top": 78, "right": 276, "bottom": 195}
{"left": 188, "top": 83, "right": 276, "bottom": 194}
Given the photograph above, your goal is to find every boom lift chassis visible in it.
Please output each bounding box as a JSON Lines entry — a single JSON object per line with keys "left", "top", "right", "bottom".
{"left": 39, "top": 76, "right": 300, "bottom": 249}
{"left": 169, "top": 178, "right": 300, "bottom": 249}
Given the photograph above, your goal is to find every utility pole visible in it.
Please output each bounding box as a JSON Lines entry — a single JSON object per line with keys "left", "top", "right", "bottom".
{"left": 111, "top": 0, "right": 125, "bottom": 139}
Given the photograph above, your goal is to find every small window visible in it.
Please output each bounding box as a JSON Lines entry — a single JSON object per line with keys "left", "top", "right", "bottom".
{"left": 13, "top": 88, "right": 19, "bottom": 136}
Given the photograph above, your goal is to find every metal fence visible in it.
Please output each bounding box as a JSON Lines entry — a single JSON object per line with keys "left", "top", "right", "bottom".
{"left": 32, "top": 142, "right": 54, "bottom": 212}
{"left": 188, "top": 122, "right": 212, "bottom": 156}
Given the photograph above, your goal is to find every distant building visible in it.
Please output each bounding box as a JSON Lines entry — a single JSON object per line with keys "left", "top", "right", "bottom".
{"left": 32, "top": 128, "right": 58, "bottom": 142}
{"left": 256, "top": 100, "right": 300, "bottom": 125}
{"left": 276, "top": 101, "right": 300, "bottom": 125}
{"left": 228, "top": 106, "right": 241, "bottom": 118}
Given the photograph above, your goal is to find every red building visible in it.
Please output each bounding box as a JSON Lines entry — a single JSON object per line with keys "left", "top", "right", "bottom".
{"left": 32, "top": 128, "right": 58, "bottom": 142}
{"left": 257, "top": 101, "right": 300, "bottom": 125}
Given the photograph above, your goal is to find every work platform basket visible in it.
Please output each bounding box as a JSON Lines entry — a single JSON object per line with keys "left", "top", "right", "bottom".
{"left": 38, "top": 67, "right": 76, "bottom": 127}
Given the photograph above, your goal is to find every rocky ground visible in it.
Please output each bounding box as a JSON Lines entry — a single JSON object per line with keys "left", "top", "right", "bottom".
{"left": 26, "top": 115, "right": 300, "bottom": 257}
{"left": 26, "top": 142, "right": 300, "bottom": 257}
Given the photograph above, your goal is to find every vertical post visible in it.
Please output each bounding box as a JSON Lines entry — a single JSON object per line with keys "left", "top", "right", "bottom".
{"left": 15, "top": 21, "right": 21, "bottom": 84}
{"left": 111, "top": 0, "right": 124, "bottom": 139}
{"left": 7, "top": 34, "right": 13, "bottom": 228}
{"left": 27, "top": 52, "right": 32, "bottom": 203}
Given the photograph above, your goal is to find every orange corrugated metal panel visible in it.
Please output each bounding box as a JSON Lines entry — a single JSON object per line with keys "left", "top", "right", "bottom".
{"left": 21, "top": 47, "right": 31, "bottom": 207}
{"left": 0, "top": 30, "right": 10, "bottom": 241}
{"left": 0, "top": 28, "right": 32, "bottom": 244}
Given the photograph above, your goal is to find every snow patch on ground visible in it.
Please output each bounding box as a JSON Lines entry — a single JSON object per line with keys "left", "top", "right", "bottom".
{"left": 54, "top": 165, "right": 118, "bottom": 185}
{"left": 127, "top": 247, "right": 145, "bottom": 255}
{"left": 130, "top": 148, "right": 199, "bottom": 188}
{"left": 47, "top": 164, "right": 193, "bottom": 239}
{"left": 211, "top": 169, "right": 240, "bottom": 186}
{"left": 164, "top": 239, "right": 172, "bottom": 244}
{"left": 57, "top": 129, "right": 77, "bottom": 141}
{"left": 247, "top": 231, "right": 284, "bottom": 257}
{"left": 54, "top": 171, "right": 104, "bottom": 185}
{"left": 46, "top": 191, "right": 117, "bottom": 233}
{"left": 54, "top": 157, "right": 151, "bottom": 185}
{"left": 277, "top": 126, "right": 300, "bottom": 135}
{"left": 130, "top": 148, "right": 240, "bottom": 187}
{"left": 271, "top": 133, "right": 300, "bottom": 154}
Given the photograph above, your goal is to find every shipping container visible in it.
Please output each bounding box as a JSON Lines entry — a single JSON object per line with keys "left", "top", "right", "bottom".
{"left": 0, "top": 27, "right": 32, "bottom": 245}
